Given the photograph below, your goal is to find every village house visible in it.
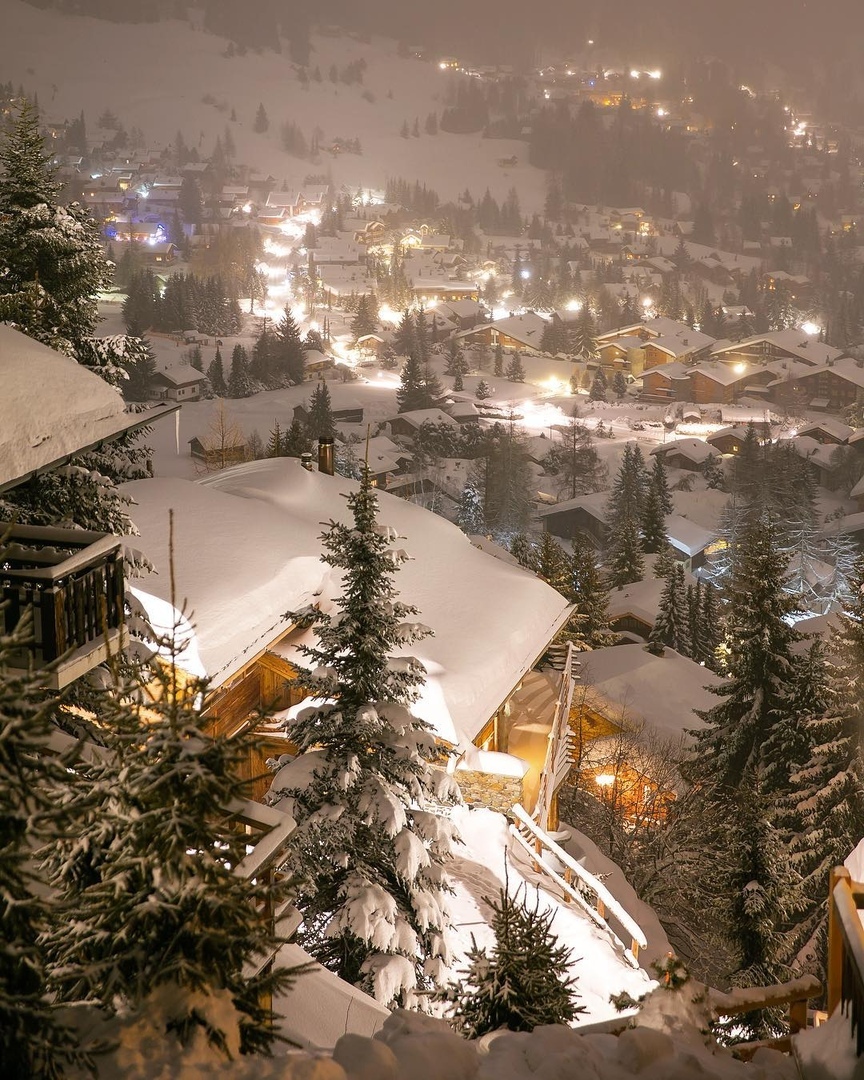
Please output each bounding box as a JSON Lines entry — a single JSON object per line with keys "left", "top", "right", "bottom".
{"left": 455, "top": 311, "right": 548, "bottom": 352}
{"left": 649, "top": 438, "right": 720, "bottom": 473}
{"left": 122, "top": 460, "right": 574, "bottom": 809}
{"left": 148, "top": 364, "right": 206, "bottom": 402}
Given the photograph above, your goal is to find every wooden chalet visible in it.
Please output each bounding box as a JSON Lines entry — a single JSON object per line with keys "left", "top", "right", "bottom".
{"left": 124, "top": 462, "right": 573, "bottom": 810}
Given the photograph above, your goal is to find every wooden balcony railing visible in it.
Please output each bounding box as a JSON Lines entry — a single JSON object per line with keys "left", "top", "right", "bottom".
{"left": 1, "top": 521, "right": 127, "bottom": 688}
{"left": 828, "top": 865, "right": 864, "bottom": 1056}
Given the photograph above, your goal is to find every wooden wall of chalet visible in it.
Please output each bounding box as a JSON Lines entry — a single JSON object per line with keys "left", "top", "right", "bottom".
{"left": 203, "top": 651, "right": 303, "bottom": 801}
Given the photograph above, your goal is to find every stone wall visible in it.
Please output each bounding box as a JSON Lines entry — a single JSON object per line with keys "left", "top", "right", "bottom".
{"left": 455, "top": 770, "right": 523, "bottom": 815}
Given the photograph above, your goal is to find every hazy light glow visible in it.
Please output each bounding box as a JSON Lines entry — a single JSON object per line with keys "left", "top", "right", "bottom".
{"left": 566, "top": 298, "right": 583, "bottom": 312}
{"left": 595, "top": 773, "right": 615, "bottom": 788}
{"left": 800, "top": 320, "right": 821, "bottom": 336}
{"left": 516, "top": 399, "right": 569, "bottom": 432}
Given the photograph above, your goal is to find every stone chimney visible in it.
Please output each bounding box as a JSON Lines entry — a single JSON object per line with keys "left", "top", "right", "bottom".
{"left": 318, "top": 436, "right": 335, "bottom": 476}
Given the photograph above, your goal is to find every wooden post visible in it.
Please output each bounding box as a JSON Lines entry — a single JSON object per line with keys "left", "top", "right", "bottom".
{"left": 631, "top": 939, "right": 640, "bottom": 964}
{"left": 828, "top": 866, "right": 851, "bottom": 1014}
{"left": 596, "top": 897, "right": 606, "bottom": 920}
{"left": 788, "top": 996, "right": 807, "bottom": 1034}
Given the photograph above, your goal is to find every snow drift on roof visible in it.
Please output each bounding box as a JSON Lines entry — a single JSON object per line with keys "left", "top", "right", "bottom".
{"left": 0, "top": 323, "right": 129, "bottom": 488}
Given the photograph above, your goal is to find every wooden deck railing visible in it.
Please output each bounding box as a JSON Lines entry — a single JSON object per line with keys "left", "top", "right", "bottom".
{"left": 1, "top": 522, "right": 125, "bottom": 686}
{"left": 509, "top": 801, "right": 647, "bottom": 967}
{"left": 828, "top": 865, "right": 864, "bottom": 1056}
{"left": 709, "top": 975, "right": 822, "bottom": 1060}
{"left": 532, "top": 640, "right": 578, "bottom": 833}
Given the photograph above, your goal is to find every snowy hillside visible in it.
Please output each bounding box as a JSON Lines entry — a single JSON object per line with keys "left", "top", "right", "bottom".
{"left": 1, "top": 0, "right": 546, "bottom": 210}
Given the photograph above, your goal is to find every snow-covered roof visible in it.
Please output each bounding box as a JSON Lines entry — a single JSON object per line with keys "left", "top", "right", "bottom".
{"left": 710, "top": 330, "right": 842, "bottom": 367}
{"left": 153, "top": 364, "right": 205, "bottom": 386}
{"left": 0, "top": 323, "right": 154, "bottom": 491}
{"left": 651, "top": 438, "right": 719, "bottom": 464}
{"left": 123, "top": 461, "right": 572, "bottom": 747}
{"left": 579, "top": 643, "right": 723, "bottom": 742}
{"left": 797, "top": 418, "right": 854, "bottom": 442}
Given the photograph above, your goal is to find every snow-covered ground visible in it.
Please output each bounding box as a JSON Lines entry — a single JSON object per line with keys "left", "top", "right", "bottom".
{"left": 2, "top": 0, "right": 546, "bottom": 210}
{"left": 78, "top": 795, "right": 852, "bottom": 1078}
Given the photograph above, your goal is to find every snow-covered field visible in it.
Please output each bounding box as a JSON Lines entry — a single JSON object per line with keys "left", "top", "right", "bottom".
{"left": 1, "top": 0, "right": 546, "bottom": 211}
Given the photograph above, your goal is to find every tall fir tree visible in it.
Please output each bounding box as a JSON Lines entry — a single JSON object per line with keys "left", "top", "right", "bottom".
{"left": 282, "top": 418, "right": 312, "bottom": 458}
{"left": 784, "top": 560, "right": 864, "bottom": 971}
{"left": 227, "top": 343, "right": 252, "bottom": 398}
{"left": 691, "top": 516, "right": 804, "bottom": 792}
{"left": 305, "top": 380, "right": 336, "bottom": 439}
{"left": 649, "top": 563, "right": 691, "bottom": 655}
{"left": 456, "top": 469, "right": 486, "bottom": 535}
{"left": 41, "top": 618, "right": 304, "bottom": 1056}
{"left": 566, "top": 533, "right": 611, "bottom": 647}
{"left": 268, "top": 469, "right": 460, "bottom": 1006}
{"left": 273, "top": 306, "right": 307, "bottom": 385}
{"left": 207, "top": 348, "right": 227, "bottom": 396}
{"left": 396, "top": 350, "right": 427, "bottom": 413}
{"left": 0, "top": 99, "right": 110, "bottom": 354}
{"left": 505, "top": 350, "right": 526, "bottom": 382}
{"left": 0, "top": 614, "right": 83, "bottom": 1077}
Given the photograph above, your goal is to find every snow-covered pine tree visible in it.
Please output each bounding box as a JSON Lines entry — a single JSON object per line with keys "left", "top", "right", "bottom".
{"left": 653, "top": 543, "right": 676, "bottom": 581}
{"left": 41, "top": 611, "right": 304, "bottom": 1057}
{"left": 649, "top": 563, "right": 691, "bottom": 656}
{"left": 719, "top": 782, "right": 797, "bottom": 1042}
{"left": 227, "top": 344, "right": 253, "bottom": 398}
{"left": 273, "top": 306, "right": 307, "bottom": 385}
{"left": 0, "top": 612, "right": 83, "bottom": 1076}
{"left": 784, "top": 560, "right": 864, "bottom": 971}
{"left": 641, "top": 484, "right": 668, "bottom": 554}
{"left": 266, "top": 421, "right": 283, "bottom": 457}
{"left": 509, "top": 532, "right": 535, "bottom": 569}
{"left": 505, "top": 350, "right": 526, "bottom": 382}
{"left": 493, "top": 341, "right": 504, "bottom": 377}
{"left": 649, "top": 453, "right": 673, "bottom": 516}
{"left": 566, "top": 533, "right": 611, "bottom": 647}
{"left": 456, "top": 470, "right": 486, "bottom": 535}
{"left": 588, "top": 369, "right": 607, "bottom": 401}
{"left": 305, "top": 380, "right": 336, "bottom": 439}
{"left": 0, "top": 98, "right": 110, "bottom": 354}
{"left": 396, "top": 350, "right": 427, "bottom": 413}
{"left": 691, "top": 516, "right": 803, "bottom": 791}
{"left": 393, "top": 309, "right": 416, "bottom": 357}
{"left": 607, "top": 516, "right": 645, "bottom": 589}
{"left": 532, "top": 532, "right": 569, "bottom": 595}
{"left": 207, "top": 349, "right": 227, "bottom": 396}
{"left": 484, "top": 423, "right": 534, "bottom": 540}
{"left": 267, "top": 467, "right": 460, "bottom": 1006}
{"left": 282, "top": 418, "right": 312, "bottom": 458}
{"left": 437, "top": 880, "right": 584, "bottom": 1037}
{"left": 475, "top": 378, "right": 492, "bottom": 400}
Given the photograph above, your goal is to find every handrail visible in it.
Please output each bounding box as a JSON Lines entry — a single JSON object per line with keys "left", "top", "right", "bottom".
{"left": 828, "top": 866, "right": 864, "bottom": 1056}
{"left": 509, "top": 801, "right": 647, "bottom": 966}
{"left": 533, "top": 640, "right": 577, "bottom": 831}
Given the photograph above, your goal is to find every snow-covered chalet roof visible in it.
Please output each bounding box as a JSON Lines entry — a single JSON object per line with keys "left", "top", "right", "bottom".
{"left": 0, "top": 323, "right": 170, "bottom": 492}
{"left": 579, "top": 643, "right": 723, "bottom": 742}
{"left": 122, "top": 460, "right": 572, "bottom": 747}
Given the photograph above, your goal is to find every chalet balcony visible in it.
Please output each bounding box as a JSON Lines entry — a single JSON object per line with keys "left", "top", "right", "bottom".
{"left": 1, "top": 522, "right": 127, "bottom": 689}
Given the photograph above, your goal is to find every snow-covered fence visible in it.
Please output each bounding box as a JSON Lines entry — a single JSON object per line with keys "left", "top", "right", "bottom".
{"left": 828, "top": 865, "right": 864, "bottom": 1056}
{"left": 509, "top": 802, "right": 647, "bottom": 967}
{"left": 709, "top": 975, "right": 822, "bottom": 1061}
{"left": 532, "top": 639, "right": 578, "bottom": 832}
{"left": 227, "top": 798, "right": 303, "bottom": 977}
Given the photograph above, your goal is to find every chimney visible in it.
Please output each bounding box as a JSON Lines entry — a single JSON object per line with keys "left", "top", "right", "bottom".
{"left": 318, "top": 436, "right": 335, "bottom": 475}
{"left": 300, "top": 451, "right": 314, "bottom": 471}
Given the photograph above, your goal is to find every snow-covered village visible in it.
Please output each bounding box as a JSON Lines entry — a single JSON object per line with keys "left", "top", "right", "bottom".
{"left": 5, "top": 1, "right": 864, "bottom": 1077}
